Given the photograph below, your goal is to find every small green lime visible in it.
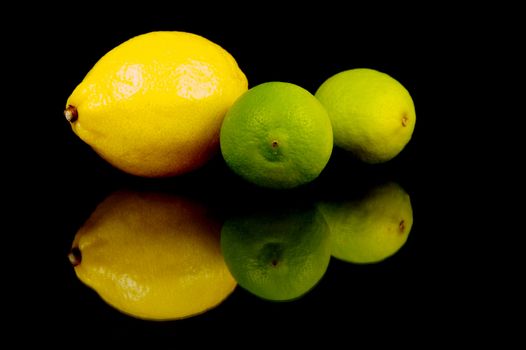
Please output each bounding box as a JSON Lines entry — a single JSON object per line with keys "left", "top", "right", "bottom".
{"left": 315, "top": 68, "right": 415, "bottom": 163}
{"left": 220, "top": 82, "right": 333, "bottom": 189}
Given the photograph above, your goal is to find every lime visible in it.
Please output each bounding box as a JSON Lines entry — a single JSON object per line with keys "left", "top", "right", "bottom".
{"left": 315, "top": 68, "right": 415, "bottom": 163}
{"left": 220, "top": 82, "right": 333, "bottom": 189}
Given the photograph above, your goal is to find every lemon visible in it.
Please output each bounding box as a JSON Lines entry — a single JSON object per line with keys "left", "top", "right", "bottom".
{"left": 65, "top": 31, "right": 248, "bottom": 177}
{"left": 315, "top": 68, "right": 415, "bottom": 163}
{"left": 220, "top": 82, "right": 333, "bottom": 189}
{"left": 68, "top": 190, "right": 236, "bottom": 320}
{"left": 317, "top": 182, "right": 413, "bottom": 264}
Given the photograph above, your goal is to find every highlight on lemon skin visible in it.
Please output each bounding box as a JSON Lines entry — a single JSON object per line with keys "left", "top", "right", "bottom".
{"left": 69, "top": 190, "right": 236, "bottom": 321}
{"left": 64, "top": 31, "right": 248, "bottom": 178}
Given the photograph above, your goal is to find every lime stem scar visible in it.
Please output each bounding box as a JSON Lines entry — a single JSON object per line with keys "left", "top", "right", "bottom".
{"left": 271, "top": 140, "right": 279, "bottom": 148}
{"left": 402, "top": 115, "right": 408, "bottom": 127}
{"left": 68, "top": 247, "right": 82, "bottom": 266}
{"left": 64, "top": 105, "right": 78, "bottom": 122}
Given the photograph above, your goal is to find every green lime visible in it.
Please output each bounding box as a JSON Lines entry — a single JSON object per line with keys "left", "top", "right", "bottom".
{"left": 315, "top": 68, "right": 415, "bottom": 163}
{"left": 220, "top": 82, "right": 333, "bottom": 189}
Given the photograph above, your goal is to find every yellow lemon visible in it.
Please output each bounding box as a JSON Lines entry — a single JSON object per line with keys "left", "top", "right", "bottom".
{"left": 65, "top": 31, "right": 248, "bottom": 177}
{"left": 68, "top": 190, "right": 236, "bottom": 320}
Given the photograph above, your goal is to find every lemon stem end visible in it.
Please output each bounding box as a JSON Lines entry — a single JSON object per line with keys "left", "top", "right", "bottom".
{"left": 65, "top": 105, "right": 78, "bottom": 123}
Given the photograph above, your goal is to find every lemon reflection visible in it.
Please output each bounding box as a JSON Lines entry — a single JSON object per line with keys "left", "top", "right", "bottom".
{"left": 68, "top": 190, "right": 236, "bottom": 321}
{"left": 317, "top": 181, "right": 413, "bottom": 264}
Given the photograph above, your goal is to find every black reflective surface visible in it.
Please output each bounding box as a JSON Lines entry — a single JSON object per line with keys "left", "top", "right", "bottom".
{"left": 19, "top": 10, "right": 482, "bottom": 342}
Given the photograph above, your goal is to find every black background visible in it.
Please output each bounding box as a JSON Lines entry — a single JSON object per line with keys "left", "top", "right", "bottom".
{"left": 13, "top": 7, "right": 495, "bottom": 343}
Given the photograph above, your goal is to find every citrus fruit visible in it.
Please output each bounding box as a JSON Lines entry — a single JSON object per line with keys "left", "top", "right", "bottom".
{"left": 220, "top": 82, "right": 333, "bottom": 189}
{"left": 220, "top": 204, "right": 331, "bottom": 301}
{"left": 65, "top": 31, "right": 248, "bottom": 177}
{"left": 68, "top": 190, "right": 236, "bottom": 320}
{"left": 315, "top": 68, "right": 415, "bottom": 163}
{"left": 317, "top": 182, "right": 413, "bottom": 264}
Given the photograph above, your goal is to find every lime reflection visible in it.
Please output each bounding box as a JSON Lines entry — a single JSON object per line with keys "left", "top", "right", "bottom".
{"left": 220, "top": 201, "right": 331, "bottom": 302}
{"left": 317, "top": 181, "right": 413, "bottom": 264}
